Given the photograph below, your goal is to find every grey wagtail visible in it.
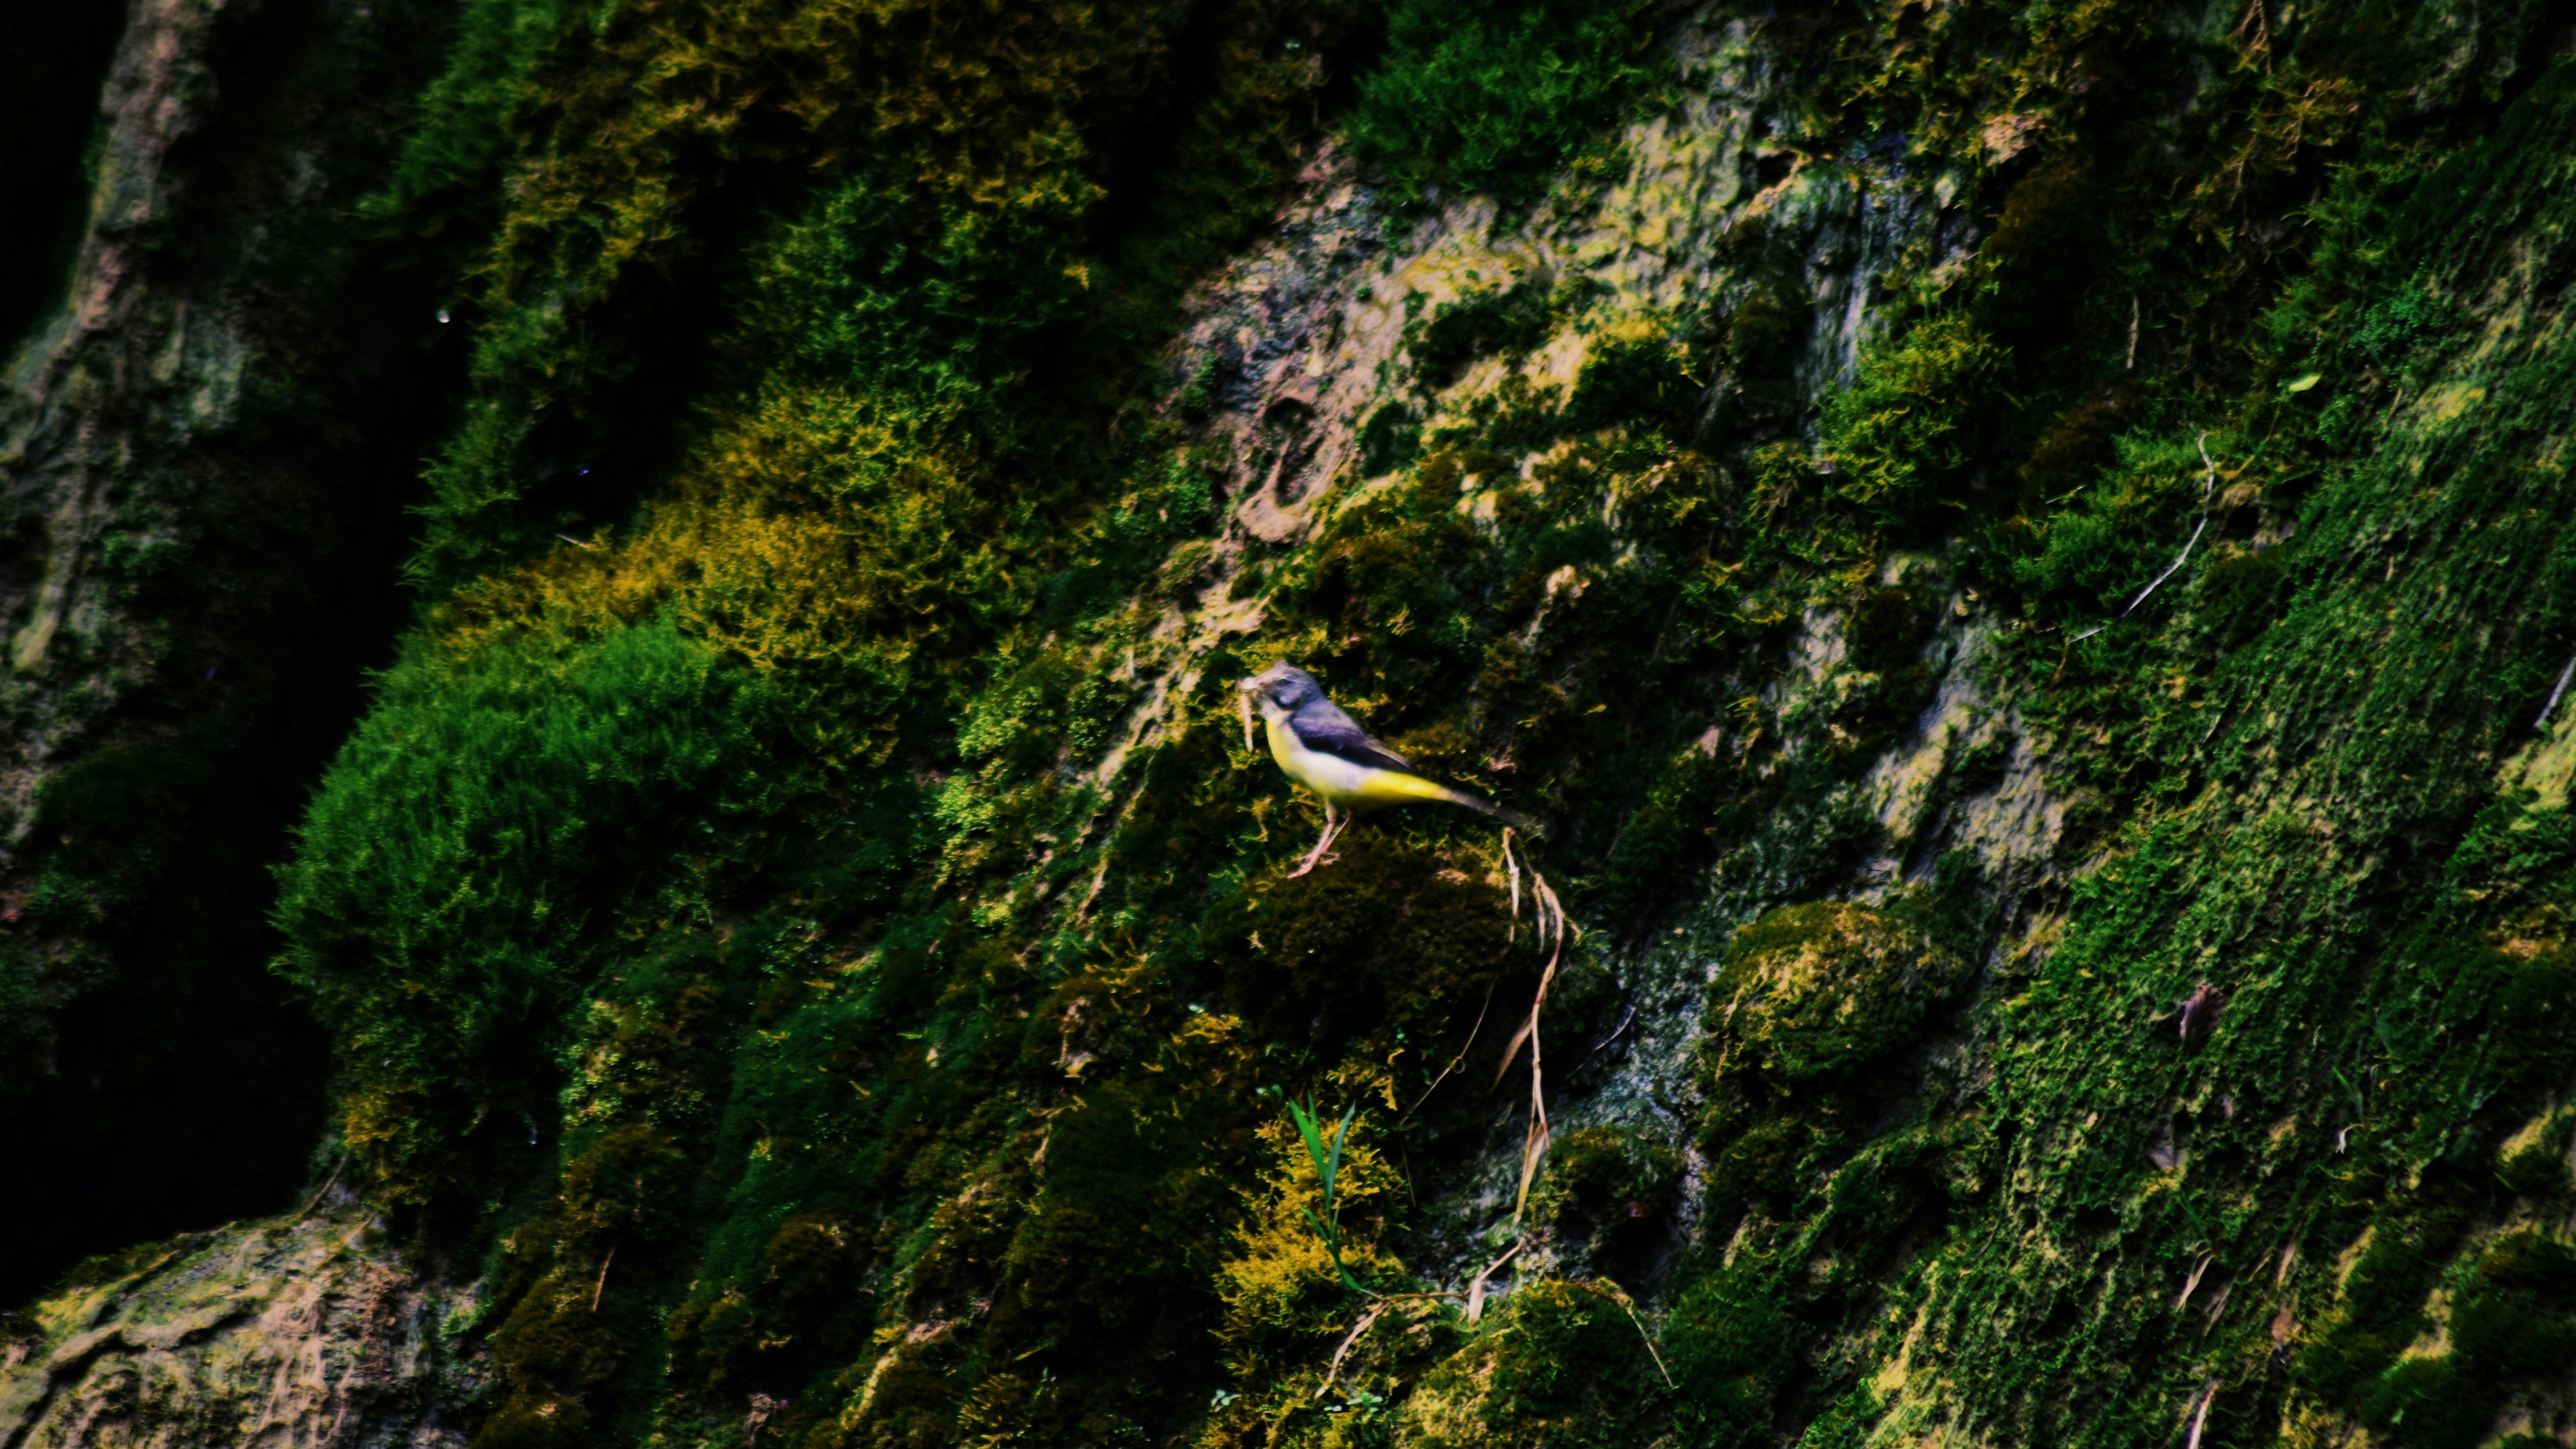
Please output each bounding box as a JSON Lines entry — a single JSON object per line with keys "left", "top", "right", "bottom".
{"left": 1238, "top": 662, "right": 1527, "bottom": 876}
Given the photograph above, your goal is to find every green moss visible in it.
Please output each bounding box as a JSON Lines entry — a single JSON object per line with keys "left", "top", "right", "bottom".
{"left": 1357, "top": 403, "right": 1427, "bottom": 478}
{"left": 1345, "top": 0, "right": 1659, "bottom": 208}
{"left": 1214, "top": 1112, "right": 1408, "bottom": 1378}
{"left": 1560, "top": 326, "right": 1698, "bottom": 439}
{"left": 1204, "top": 830, "right": 1515, "bottom": 1066}
{"left": 2451, "top": 1232, "right": 2576, "bottom": 1383}
{"left": 1659, "top": 1262, "right": 1793, "bottom": 1448}
{"left": 1530, "top": 1125, "right": 1680, "bottom": 1276}
{"left": 275, "top": 619, "right": 792, "bottom": 1199}
{"left": 198, "top": 2, "right": 2576, "bottom": 1448}
{"left": 1817, "top": 315, "right": 2012, "bottom": 528}
{"left": 1399, "top": 1279, "right": 1665, "bottom": 1447}
{"left": 1708, "top": 903, "right": 1967, "bottom": 1084}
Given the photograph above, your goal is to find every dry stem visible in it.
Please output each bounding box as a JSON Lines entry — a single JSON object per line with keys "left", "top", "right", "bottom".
{"left": 2071, "top": 434, "right": 2219, "bottom": 643}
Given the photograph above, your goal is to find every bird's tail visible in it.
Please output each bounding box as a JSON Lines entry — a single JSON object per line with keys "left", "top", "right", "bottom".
{"left": 1352, "top": 769, "right": 1541, "bottom": 834}
{"left": 1440, "top": 784, "right": 1539, "bottom": 836}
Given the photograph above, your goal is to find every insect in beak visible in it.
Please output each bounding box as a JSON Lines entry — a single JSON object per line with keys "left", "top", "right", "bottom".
{"left": 1235, "top": 677, "right": 1258, "bottom": 753}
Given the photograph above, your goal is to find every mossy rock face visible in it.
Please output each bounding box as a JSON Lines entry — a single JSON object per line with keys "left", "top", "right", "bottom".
{"left": 1534, "top": 1125, "right": 1680, "bottom": 1226}
{"left": 1708, "top": 902, "right": 1967, "bottom": 1083}
{"left": 1204, "top": 830, "right": 1517, "bottom": 1058}
{"left": 1396, "top": 1279, "right": 1663, "bottom": 1448}
{"left": 49, "top": 0, "right": 2576, "bottom": 1441}
{"left": 1531, "top": 1124, "right": 1681, "bottom": 1275}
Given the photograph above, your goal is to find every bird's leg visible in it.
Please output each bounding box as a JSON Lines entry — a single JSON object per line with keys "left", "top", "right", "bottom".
{"left": 1316, "top": 809, "right": 1354, "bottom": 863}
{"left": 1287, "top": 804, "right": 1341, "bottom": 878}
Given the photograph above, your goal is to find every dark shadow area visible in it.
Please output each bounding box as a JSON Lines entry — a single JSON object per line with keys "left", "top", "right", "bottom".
{"left": 517, "top": 275, "right": 725, "bottom": 539}
{"left": 0, "top": 0, "right": 128, "bottom": 352}
{"left": 0, "top": 337, "right": 443, "bottom": 1306}
{"left": 0, "top": 0, "right": 461, "bottom": 1306}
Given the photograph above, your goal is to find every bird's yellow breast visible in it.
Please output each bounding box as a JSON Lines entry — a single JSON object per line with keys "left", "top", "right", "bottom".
{"left": 1262, "top": 715, "right": 1459, "bottom": 811}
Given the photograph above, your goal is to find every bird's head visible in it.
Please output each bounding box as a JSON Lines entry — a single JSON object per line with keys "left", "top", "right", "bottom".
{"left": 1238, "top": 662, "right": 1323, "bottom": 718}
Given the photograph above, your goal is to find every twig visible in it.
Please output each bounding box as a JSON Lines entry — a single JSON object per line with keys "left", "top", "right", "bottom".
{"left": 1490, "top": 872, "right": 1577, "bottom": 1224}
{"left": 293, "top": 1154, "right": 346, "bottom": 1222}
{"left": 2070, "top": 434, "right": 2219, "bottom": 643}
{"left": 2534, "top": 651, "right": 2576, "bottom": 731}
{"left": 591, "top": 1246, "right": 617, "bottom": 1313}
{"left": 2175, "top": 1251, "right": 2215, "bottom": 1311}
{"left": 2183, "top": 1376, "right": 2219, "bottom": 1449}
{"left": 1405, "top": 981, "right": 1496, "bottom": 1120}
{"left": 1528, "top": 881, "right": 1573, "bottom": 1218}
{"left": 1317, "top": 1301, "right": 1390, "bottom": 1397}
{"left": 1488, "top": 878, "right": 1569, "bottom": 1091}
{"left": 1516, "top": 1011, "right": 1551, "bottom": 1225}
{"left": 1574, "top": 1004, "right": 1637, "bottom": 1074}
{"left": 1480, "top": 841, "right": 1581, "bottom": 1225}
{"left": 1598, "top": 1282, "right": 1676, "bottom": 1391}
{"left": 2200, "top": 1279, "right": 2232, "bottom": 1332}
{"left": 1464, "top": 1240, "right": 1525, "bottom": 1324}
{"left": 2228, "top": 0, "right": 2272, "bottom": 70}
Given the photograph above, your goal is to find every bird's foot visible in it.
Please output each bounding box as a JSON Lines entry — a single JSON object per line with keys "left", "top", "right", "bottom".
{"left": 1286, "top": 852, "right": 1339, "bottom": 879}
{"left": 1286, "top": 839, "right": 1340, "bottom": 878}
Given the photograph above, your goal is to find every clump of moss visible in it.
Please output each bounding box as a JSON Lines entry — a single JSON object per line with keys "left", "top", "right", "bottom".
{"left": 1821, "top": 578, "right": 1949, "bottom": 764}
{"left": 1345, "top": 0, "right": 1659, "bottom": 208}
{"left": 1204, "top": 830, "right": 1517, "bottom": 1070}
{"left": 1689, "top": 900, "right": 1973, "bottom": 1250}
{"left": 1560, "top": 324, "right": 1700, "bottom": 439}
{"left": 1658, "top": 1262, "right": 1793, "bottom": 1449}
{"left": 1529, "top": 1125, "right": 1680, "bottom": 1276}
{"left": 1397, "top": 1279, "right": 1665, "bottom": 1447}
{"left": 275, "top": 621, "right": 784, "bottom": 1202}
{"left": 2301, "top": 1223, "right": 2576, "bottom": 1449}
{"left": 1707, "top": 902, "right": 1968, "bottom": 1085}
{"left": 1816, "top": 316, "right": 2012, "bottom": 529}
{"left": 1214, "top": 1113, "right": 1409, "bottom": 1376}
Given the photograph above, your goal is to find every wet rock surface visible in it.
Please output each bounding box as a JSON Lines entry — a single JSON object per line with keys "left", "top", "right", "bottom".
{"left": 0, "top": 1204, "right": 479, "bottom": 1448}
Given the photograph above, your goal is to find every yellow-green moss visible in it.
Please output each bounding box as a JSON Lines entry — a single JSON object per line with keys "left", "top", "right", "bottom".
{"left": 1708, "top": 901, "right": 1968, "bottom": 1084}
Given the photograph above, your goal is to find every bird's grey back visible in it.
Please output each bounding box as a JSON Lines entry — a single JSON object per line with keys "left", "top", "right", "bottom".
{"left": 1289, "top": 692, "right": 1366, "bottom": 735}
{"left": 1288, "top": 691, "right": 1412, "bottom": 771}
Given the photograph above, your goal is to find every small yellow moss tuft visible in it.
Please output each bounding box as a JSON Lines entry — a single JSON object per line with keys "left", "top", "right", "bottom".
{"left": 1215, "top": 1115, "right": 1407, "bottom": 1378}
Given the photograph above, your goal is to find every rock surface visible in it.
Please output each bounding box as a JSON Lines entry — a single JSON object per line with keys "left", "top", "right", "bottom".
{"left": 0, "top": 1204, "right": 478, "bottom": 1448}
{"left": 0, "top": 0, "right": 452, "bottom": 1297}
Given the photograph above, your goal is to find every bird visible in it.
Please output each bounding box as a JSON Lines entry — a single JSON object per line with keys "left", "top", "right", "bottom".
{"left": 1236, "top": 662, "right": 1526, "bottom": 877}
